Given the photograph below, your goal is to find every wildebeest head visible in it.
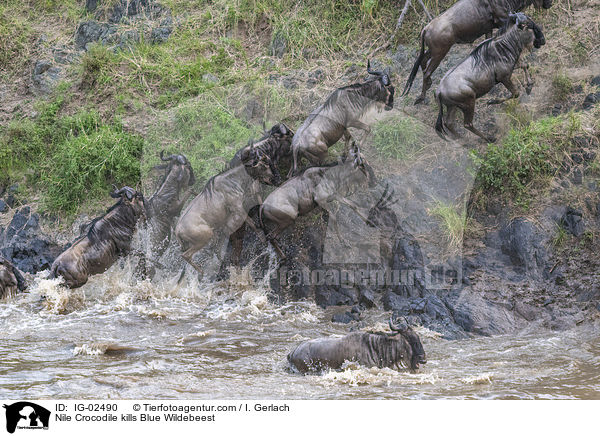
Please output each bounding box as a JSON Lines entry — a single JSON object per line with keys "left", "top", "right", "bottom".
{"left": 110, "top": 186, "right": 146, "bottom": 218}
{"left": 508, "top": 13, "right": 545, "bottom": 49}
{"left": 155, "top": 150, "right": 196, "bottom": 187}
{"left": 367, "top": 60, "right": 395, "bottom": 111}
{"left": 242, "top": 149, "right": 280, "bottom": 186}
{"left": 389, "top": 317, "right": 427, "bottom": 370}
{"left": 268, "top": 122, "right": 294, "bottom": 153}
{"left": 349, "top": 143, "right": 377, "bottom": 189}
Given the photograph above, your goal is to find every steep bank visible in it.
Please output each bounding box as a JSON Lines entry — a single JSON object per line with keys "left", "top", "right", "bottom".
{"left": 1, "top": 0, "right": 599, "bottom": 339}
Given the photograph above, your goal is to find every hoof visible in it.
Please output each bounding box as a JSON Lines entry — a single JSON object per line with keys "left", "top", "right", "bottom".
{"left": 414, "top": 97, "right": 426, "bottom": 105}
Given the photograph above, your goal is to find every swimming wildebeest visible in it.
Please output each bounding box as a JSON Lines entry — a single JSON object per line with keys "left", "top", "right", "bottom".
{"left": 289, "top": 61, "right": 394, "bottom": 176}
{"left": 144, "top": 151, "right": 196, "bottom": 259}
{"left": 50, "top": 186, "right": 146, "bottom": 288}
{"left": 226, "top": 123, "right": 295, "bottom": 267}
{"left": 175, "top": 149, "right": 278, "bottom": 274}
{"left": 435, "top": 13, "right": 545, "bottom": 142}
{"left": 287, "top": 318, "right": 427, "bottom": 374}
{"left": 402, "top": 0, "right": 552, "bottom": 104}
{"left": 0, "top": 257, "right": 26, "bottom": 299}
{"left": 260, "top": 144, "right": 377, "bottom": 259}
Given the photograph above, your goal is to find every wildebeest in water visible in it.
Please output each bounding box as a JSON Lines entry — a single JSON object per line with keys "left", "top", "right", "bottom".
{"left": 175, "top": 149, "right": 278, "bottom": 275}
{"left": 225, "top": 123, "right": 295, "bottom": 267}
{"left": 0, "top": 256, "right": 26, "bottom": 299}
{"left": 143, "top": 151, "right": 195, "bottom": 264}
{"left": 287, "top": 317, "right": 427, "bottom": 374}
{"left": 435, "top": 13, "right": 545, "bottom": 142}
{"left": 289, "top": 61, "right": 394, "bottom": 176}
{"left": 260, "top": 143, "right": 377, "bottom": 260}
{"left": 402, "top": 0, "right": 552, "bottom": 104}
{"left": 50, "top": 186, "right": 146, "bottom": 288}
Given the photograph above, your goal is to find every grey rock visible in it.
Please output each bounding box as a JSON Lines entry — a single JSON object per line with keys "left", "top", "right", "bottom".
{"left": 591, "top": 75, "right": 600, "bottom": 87}
{"left": 75, "top": 21, "right": 117, "bottom": 50}
{"left": 560, "top": 206, "right": 584, "bottom": 237}
{"left": 0, "top": 200, "right": 7, "bottom": 214}
{"left": 150, "top": 26, "right": 172, "bottom": 44}
{"left": 583, "top": 92, "right": 600, "bottom": 110}
{"left": 331, "top": 311, "right": 360, "bottom": 324}
{"left": 31, "top": 60, "right": 62, "bottom": 95}
{"left": 269, "top": 32, "right": 287, "bottom": 58}
{"left": 358, "top": 285, "right": 376, "bottom": 308}
{"left": 499, "top": 218, "right": 549, "bottom": 280}
{"left": 86, "top": 0, "right": 100, "bottom": 12}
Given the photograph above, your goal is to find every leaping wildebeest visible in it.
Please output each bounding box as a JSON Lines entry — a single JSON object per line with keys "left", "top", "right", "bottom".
{"left": 287, "top": 317, "right": 427, "bottom": 374}
{"left": 260, "top": 144, "right": 377, "bottom": 260}
{"left": 402, "top": 0, "right": 552, "bottom": 104}
{"left": 174, "top": 149, "right": 278, "bottom": 274}
{"left": 434, "top": 13, "right": 545, "bottom": 142}
{"left": 50, "top": 186, "right": 146, "bottom": 288}
{"left": 144, "top": 151, "right": 196, "bottom": 259}
{"left": 228, "top": 123, "right": 295, "bottom": 178}
{"left": 0, "top": 256, "right": 26, "bottom": 299}
{"left": 289, "top": 61, "right": 394, "bottom": 176}
{"left": 225, "top": 123, "right": 295, "bottom": 268}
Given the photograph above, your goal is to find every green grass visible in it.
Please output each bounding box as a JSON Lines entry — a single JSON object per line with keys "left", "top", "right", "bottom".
{"left": 470, "top": 113, "right": 582, "bottom": 209}
{"left": 429, "top": 200, "right": 466, "bottom": 250}
{"left": 371, "top": 115, "right": 425, "bottom": 161}
{"left": 551, "top": 73, "right": 573, "bottom": 102}
{"left": 144, "top": 96, "right": 262, "bottom": 184}
{"left": 0, "top": 94, "right": 143, "bottom": 215}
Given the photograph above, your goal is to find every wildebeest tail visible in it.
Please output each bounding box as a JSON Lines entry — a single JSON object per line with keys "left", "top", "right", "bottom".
{"left": 402, "top": 29, "right": 426, "bottom": 97}
{"left": 434, "top": 92, "right": 448, "bottom": 141}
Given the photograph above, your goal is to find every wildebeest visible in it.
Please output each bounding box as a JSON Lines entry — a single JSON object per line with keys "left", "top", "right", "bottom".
{"left": 225, "top": 123, "right": 295, "bottom": 267}
{"left": 50, "top": 186, "right": 146, "bottom": 288}
{"left": 402, "top": 0, "right": 552, "bottom": 104}
{"left": 228, "top": 123, "right": 295, "bottom": 179}
{"left": 260, "top": 144, "right": 377, "bottom": 259}
{"left": 435, "top": 13, "right": 545, "bottom": 142}
{"left": 175, "top": 149, "right": 278, "bottom": 274}
{"left": 144, "top": 151, "right": 196, "bottom": 259}
{"left": 287, "top": 318, "right": 427, "bottom": 374}
{"left": 289, "top": 61, "right": 394, "bottom": 176}
{"left": 0, "top": 257, "right": 26, "bottom": 299}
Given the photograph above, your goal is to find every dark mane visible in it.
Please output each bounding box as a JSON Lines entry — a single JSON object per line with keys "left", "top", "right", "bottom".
{"left": 471, "top": 23, "right": 523, "bottom": 68}
{"left": 86, "top": 200, "right": 140, "bottom": 252}
{"left": 322, "top": 79, "right": 383, "bottom": 112}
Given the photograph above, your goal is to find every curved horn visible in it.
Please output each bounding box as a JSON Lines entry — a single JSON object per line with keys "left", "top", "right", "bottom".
{"left": 110, "top": 185, "right": 124, "bottom": 198}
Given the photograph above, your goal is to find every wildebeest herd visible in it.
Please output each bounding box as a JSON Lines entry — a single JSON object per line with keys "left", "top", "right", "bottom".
{"left": 0, "top": 1, "right": 554, "bottom": 375}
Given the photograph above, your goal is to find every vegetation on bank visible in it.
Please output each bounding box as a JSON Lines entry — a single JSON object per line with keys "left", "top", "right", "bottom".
{"left": 0, "top": 0, "right": 598, "bottom": 219}
{"left": 470, "top": 112, "right": 584, "bottom": 210}
{"left": 0, "top": 91, "right": 143, "bottom": 215}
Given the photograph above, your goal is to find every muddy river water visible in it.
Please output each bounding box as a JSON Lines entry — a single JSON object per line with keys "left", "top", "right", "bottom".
{"left": 1, "top": 264, "right": 599, "bottom": 400}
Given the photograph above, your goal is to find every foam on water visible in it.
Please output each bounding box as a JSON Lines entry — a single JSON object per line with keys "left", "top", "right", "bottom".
{"left": 318, "top": 362, "right": 438, "bottom": 387}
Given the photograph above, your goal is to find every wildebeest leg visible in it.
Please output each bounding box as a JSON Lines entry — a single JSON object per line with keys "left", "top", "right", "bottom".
{"left": 520, "top": 62, "right": 533, "bottom": 95}
{"left": 487, "top": 76, "right": 520, "bottom": 105}
{"left": 342, "top": 130, "right": 352, "bottom": 157}
{"left": 180, "top": 225, "right": 213, "bottom": 274}
{"left": 462, "top": 99, "right": 496, "bottom": 143}
{"left": 244, "top": 216, "right": 267, "bottom": 244}
{"left": 229, "top": 223, "right": 245, "bottom": 268}
{"left": 416, "top": 51, "right": 443, "bottom": 105}
{"left": 445, "top": 106, "right": 460, "bottom": 138}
